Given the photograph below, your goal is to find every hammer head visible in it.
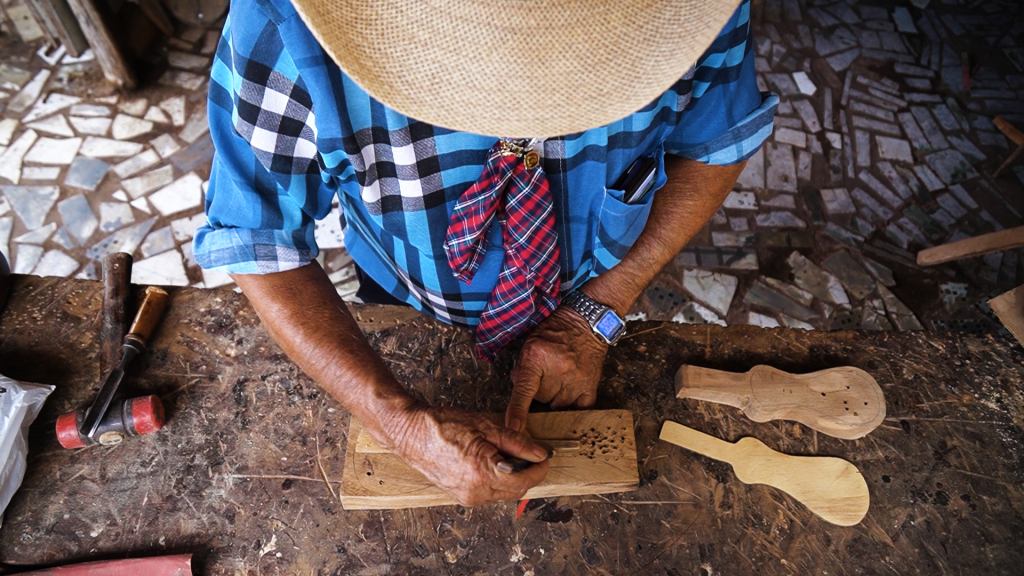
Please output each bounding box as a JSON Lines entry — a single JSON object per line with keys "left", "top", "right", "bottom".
{"left": 56, "top": 395, "right": 165, "bottom": 449}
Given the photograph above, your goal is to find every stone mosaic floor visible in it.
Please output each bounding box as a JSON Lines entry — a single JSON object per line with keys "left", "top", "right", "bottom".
{"left": 0, "top": 0, "right": 1022, "bottom": 335}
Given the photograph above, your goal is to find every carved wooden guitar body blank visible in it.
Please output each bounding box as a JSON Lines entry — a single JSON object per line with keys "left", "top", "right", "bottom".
{"left": 675, "top": 365, "right": 886, "bottom": 440}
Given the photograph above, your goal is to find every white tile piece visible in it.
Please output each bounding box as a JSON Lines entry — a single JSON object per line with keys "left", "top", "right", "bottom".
{"left": 36, "top": 44, "right": 66, "bottom": 66}
{"left": 148, "top": 171, "right": 203, "bottom": 215}
{"left": 94, "top": 95, "right": 119, "bottom": 104}
{"left": 159, "top": 96, "right": 186, "bottom": 126}
{"left": 112, "top": 149, "right": 161, "bottom": 178}
{"left": 683, "top": 269, "right": 738, "bottom": 316}
{"left": 825, "top": 131, "right": 843, "bottom": 149}
{"left": 80, "top": 136, "right": 144, "bottom": 158}
{"left": 85, "top": 217, "right": 156, "bottom": 260}
{"left": 0, "top": 119, "right": 17, "bottom": 146}
{"left": 52, "top": 227, "right": 74, "bottom": 249}
{"left": 69, "top": 104, "right": 111, "bottom": 117}
{"left": 21, "top": 165, "right": 60, "bottom": 181}
{"left": 756, "top": 211, "right": 807, "bottom": 228}
{"left": 820, "top": 188, "right": 856, "bottom": 215}
{"left": 0, "top": 216, "right": 11, "bottom": 262}
{"left": 61, "top": 49, "right": 95, "bottom": 64}
{"left": 75, "top": 261, "right": 98, "bottom": 280}
{"left": 765, "top": 142, "right": 798, "bottom": 192}
{"left": 913, "top": 165, "right": 944, "bottom": 191}
{"left": 111, "top": 114, "right": 154, "bottom": 140}
{"left": 892, "top": 7, "right": 917, "bottom": 34}
{"left": 57, "top": 193, "right": 97, "bottom": 244}
{"left": 14, "top": 222, "right": 56, "bottom": 243}
{"left": 0, "top": 197, "right": 9, "bottom": 217}
{"left": 13, "top": 244, "right": 43, "bottom": 274}
{"left": 722, "top": 191, "right": 758, "bottom": 210}
{"left": 3, "top": 184, "right": 59, "bottom": 229}
{"left": 159, "top": 70, "right": 205, "bottom": 91}
{"left": 792, "top": 99, "right": 821, "bottom": 133}
{"left": 26, "top": 114, "right": 73, "bottom": 136}
{"left": 948, "top": 184, "right": 979, "bottom": 209}
{"left": 144, "top": 106, "right": 170, "bottom": 124}
{"left": 32, "top": 249, "right": 79, "bottom": 277}
{"left": 315, "top": 204, "right": 346, "bottom": 248}
{"left": 151, "top": 134, "right": 181, "bottom": 158}
{"left": 202, "top": 269, "right": 234, "bottom": 289}
{"left": 735, "top": 147, "right": 764, "bottom": 189}
{"left": 747, "top": 312, "right": 780, "bottom": 328}
{"left": 99, "top": 201, "right": 136, "bottom": 232}
{"left": 729, "top": 217, "right": 748, "bottom": 231}
{"left": 112, "top": 190, "right": 128, "bottom": 201}
{"left": 118, "top": 98, "right": 148, "bottom": 117}
{"left": 0, "top": 130, "right": 38, "bottom": 184}
{"left": 121, "top": 165, "right": 174, "bottom": 198}
{"left": 179, "top": 99, "right": 208, "bottom": 143}
{"left": 7, "top": 70, "right": 50, "bottom": 114}
{"left": 875, "top": 136, "right": 914, "bottom": 163}
{"left": 672, "top": 302, "right": 726, "bottom": 327}
{"left": 69, "top": 116, "right": 112, "bottom": 136}
{"left": 141, "top": 226, "right": 176, "bottom": 257}
{"left": 792, "top": 71, "right": 817, "bottom": 95}
{"left": 775, "top": 127, "right": 807, "bottom": 148}
{"left": 171, "top": 213, "right": 206, "bottom": 241}
{"left": 24, "top": 137, "right": 82, "bottom": 165}
{"left": 130, "top": 196, "right": 152, "bottom": 214}
{"left": 22, "top": 93, "right": 80, "bottom": 123}
{"left": 788, "top": 251, "right": 850, "bottom": 308}
{"left": 132, "top": 249, "right": 189, "bottom": 286}
{"left": 761, "top": 193, "right": 796, "bottom": 209}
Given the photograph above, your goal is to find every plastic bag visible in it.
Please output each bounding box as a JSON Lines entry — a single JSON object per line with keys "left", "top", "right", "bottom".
{"left": 0, "top": 376, "right": 55, "bottom": 527}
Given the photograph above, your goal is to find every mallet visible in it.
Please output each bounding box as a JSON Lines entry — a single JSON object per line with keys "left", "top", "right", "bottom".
{"left": 57, "top": 282, "right": 170, "bottom": 449}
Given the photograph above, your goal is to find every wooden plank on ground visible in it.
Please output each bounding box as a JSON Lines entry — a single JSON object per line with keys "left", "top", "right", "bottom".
{"left": 341, "top": 410, "right": 639, "bottom": 510}
{"left": 917, "top": 225, "right": 1024, "bottom": 266}
{"left": 990, "top": 284, "right": 1024, "bottom": 347}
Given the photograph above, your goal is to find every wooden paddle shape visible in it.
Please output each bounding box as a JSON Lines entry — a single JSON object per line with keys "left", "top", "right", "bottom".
{"left": 675, "top": 365, "right": 885, "bottom": 440}
{"left": 660, "top": 421, "right": 870, "bottom": 526}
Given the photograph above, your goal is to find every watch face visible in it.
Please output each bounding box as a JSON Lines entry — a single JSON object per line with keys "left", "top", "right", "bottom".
{"left": 595, "top": 310, "right": 625, "bottom": 342}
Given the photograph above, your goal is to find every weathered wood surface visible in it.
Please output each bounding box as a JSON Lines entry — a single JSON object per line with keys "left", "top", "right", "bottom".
{"left": 0, "top": 275, "right": 1023, "bottom": 574}
{"left": 341, "top": 411, "right": 639, "bottom": 510}
{"left": 990, "top": 284, "right": 1024, "bottom": 348}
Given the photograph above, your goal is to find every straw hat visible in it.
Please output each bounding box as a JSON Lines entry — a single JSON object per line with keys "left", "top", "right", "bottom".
{"left": 290, "top": 0, "right": 743, "bottom": 138}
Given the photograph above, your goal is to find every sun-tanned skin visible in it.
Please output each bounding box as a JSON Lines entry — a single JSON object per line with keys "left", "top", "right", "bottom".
{"left": 231, "top": 155, "right": 746, "bottom": 506}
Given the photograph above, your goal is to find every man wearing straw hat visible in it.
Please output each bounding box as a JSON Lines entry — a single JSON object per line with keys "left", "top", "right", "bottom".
{"left": 196, "top": 0, "right": 777, "bottom": 505}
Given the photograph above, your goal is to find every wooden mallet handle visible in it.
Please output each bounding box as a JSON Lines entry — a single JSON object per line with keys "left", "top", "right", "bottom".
{"left": 127, "top": 286, "right": 169, "bottom": 347}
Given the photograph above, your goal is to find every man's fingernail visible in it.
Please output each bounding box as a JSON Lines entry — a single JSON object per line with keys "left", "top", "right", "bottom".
{"left": 533, "top": 446, "right": 549, "bottom": 460}
{"left": 497, "top": 461, "right": 514, "bottom": 474}
{"left": 509, "top": 418, "right": 521, "bottom": 431}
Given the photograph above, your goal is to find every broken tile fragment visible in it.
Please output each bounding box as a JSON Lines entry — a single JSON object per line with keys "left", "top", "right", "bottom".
{"left": 747, "top": 312, "right": 780, "bottom": 328}
{"left": 925, "top": 150, "right": 979, "bottom": 185}
{"left": 820, "top": 188, "right": 855, "bottom": 215}
{"left": 788, "top": 251, "right": 850, "bottom": 308}
{"left": 159, "top": 96, "right": 186, "bottom": 126}
{"left": 26, "top": 114, "right": 73, "bottom": 137}
{"left": 861, "top": 298, "right": 893, "bottom": 330}
{"left": 122, "top": 165, "right": 175, "bottom": 198}
{"left": 131, "top": 249, "right": 189, "bottom": 286}
{"left": 24, "top": 137, "right": 82, "bottom": 165}
{"left": 858, "top": 170, "right": 903, "bottom": 209}
{"left": 112, "top": 150, "right": 161, "bottom": 178}
{"left": 765, "top": 142, "right": 797, "bottom": 192}
{"left": 148, "top": 171, "right": 204, "bottom": 215}
{"left": 7, "top": 70, "right": 50, "bottom": 114}
{"left": 144, "top": 106, "right": 170, "bottom": 124}
{"left": 822, "top": 250, "right": 876, "bottom": 300}
{"left": 86, "top": 217, "right": 157, "bottom": 260}
{"left": 682, "top": 269, "right": 737, "bottom": 316}
{"left": 159, "top": 70, "right": 205, "bottom": 91}
{"left": 2, "top": 185, "right": 58, "bottom": 229}
{"left": 99, "top": 201, "right": 135, "bottom": 232}
{"left": 32, "top": 249, "right": 78, "bottom": 277}
{"left": 0, "top": 130, "right": 39, "bottom": 184}
{"left": 0, "top": 119, "right": 17, "bottom": 146}
{"left": 57, "top": 194, "right": 98, "bottom": 244}
{"left": 762, "top": 276, "right": 814, "bottom": 307}
{"left": 792, "top": 72, "right": 816, "bottom": 96}
{"left": 875, "top": 136, "right": 913, "bottom": 163}
{"left": 111, "top": 114, "right": 154, "bottom": 140}
{"left": 13, "top": 244, "right": 43, "bottom": 274}
{"left": 167, "top": 51, "right": 210, "bottom": 70}
{"left": 69, "top": 104, "right": 111, "bottom": 117}
{"left": 179, "top": 99, "right": 209, "bottom": 144}
{"left": 723, "top": 191, "right": 758, "bottom": 210}
{"left": 756, "top": 211, "right": 806, "bottom": 228}
{"left": 118, "top": 98, "right": 149, "bottom": 117}
{"left": 80, "top": 137, "right": 144, "bottom": 158}
{"left": 735, "top": 147, "right": 764, "bottom": 189}
{"left": 745, "top": 280, "right": 817, "bottom": 322}
{"left": 14, "top": 222, "right": 56, "bottom": 244}
{"left": 130, "top": 196, "right": 151, "bottom": 214}
{"left": 940, "top": 282, "right": 968, "bottom": 314}
{"left": 64, "top": 156, "right": 109, "bottom": 190}
{"left": 775, "top": 127, "right": 807, "bottom": 148}
{"left": 69, "top": 116, "right": 112, "bottom": 136}
{"left": 913, "top": 165, "right": 944, "bottom": 192}
{"left": 140, "top": 226, "right": 176, "bottom": 258}
{"left": 22, "top": 93, "right": 81, "bottom": 124}
{"left": 21, "top": 166, "right": 60, "bottom": 181}
{"left": 878, "top": 285, "right": 923, "bottom": 331}
{"left": 672, "top": 302, "right": 726, "bottom": 326}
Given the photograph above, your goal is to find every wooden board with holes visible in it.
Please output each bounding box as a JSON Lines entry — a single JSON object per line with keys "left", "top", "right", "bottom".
{"left": 675, "top": 364, "right": 886, "bottom": 439}
{"left": 341, "top": 410, "right": 639, "bottom": 510}
{"left": 990, "top": 284, "right": 1024, "bottom": 347}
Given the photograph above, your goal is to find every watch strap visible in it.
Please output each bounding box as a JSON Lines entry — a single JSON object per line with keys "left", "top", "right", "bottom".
{"left": 561, "top": 290, "right": 625, "bottom": 345}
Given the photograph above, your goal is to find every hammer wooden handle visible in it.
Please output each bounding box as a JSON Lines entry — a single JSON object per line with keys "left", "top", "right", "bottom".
{"left": 127, "top": 286, "right": 169, "bottom": 346}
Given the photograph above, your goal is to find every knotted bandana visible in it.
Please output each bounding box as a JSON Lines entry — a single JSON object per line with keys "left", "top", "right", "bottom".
{"left": 444, "top": 139, "right": 561, "bottom": 361}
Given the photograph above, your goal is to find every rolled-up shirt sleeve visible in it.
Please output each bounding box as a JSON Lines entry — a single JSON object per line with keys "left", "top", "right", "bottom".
{"left": 194, "top": 3, "right": 335, "bottom": 275}
{"left": 664, "top": 0, "right": 779, "bottom": 165}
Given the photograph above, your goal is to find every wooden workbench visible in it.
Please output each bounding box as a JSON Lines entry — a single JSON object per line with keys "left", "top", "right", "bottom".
{"left": 0, "top": 275, "right": 1022, "bottom": 574}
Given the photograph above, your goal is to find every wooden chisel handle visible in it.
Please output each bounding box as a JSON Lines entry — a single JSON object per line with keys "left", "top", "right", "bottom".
{"left": 126, "top": 286, "right": 169, "bottom": 347}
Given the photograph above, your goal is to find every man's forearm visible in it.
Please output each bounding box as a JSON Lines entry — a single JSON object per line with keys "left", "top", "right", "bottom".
{"left": 231, "top": 262, "right": 421, "bottom": 447}
{"left": 583, "top": 155, "right": 748, "bottom": 316}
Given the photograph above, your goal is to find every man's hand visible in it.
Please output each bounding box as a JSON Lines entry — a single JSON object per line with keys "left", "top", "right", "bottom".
{"left": 391, "top": 406, "right": 550, "bottom": 506}
{"left": 505, "top": 305, "right": 608, "bottom": 432}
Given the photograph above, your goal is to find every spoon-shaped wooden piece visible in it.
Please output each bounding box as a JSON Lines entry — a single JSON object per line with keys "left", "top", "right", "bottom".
{"left": 675, "top": 365, "right": 886, "bottom": 440}
{"left": 660, "top": 421, "right": 870, "bottom": 526}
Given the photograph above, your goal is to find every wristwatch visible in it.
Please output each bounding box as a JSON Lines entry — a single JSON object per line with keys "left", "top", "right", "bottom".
{"left": 561, "top": 290, "right": 626, "bottom": 345}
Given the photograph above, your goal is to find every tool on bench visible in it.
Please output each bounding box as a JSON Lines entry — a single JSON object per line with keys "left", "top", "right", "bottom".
{"left": 56, "top": 254, "right": 170, "bottom": 449}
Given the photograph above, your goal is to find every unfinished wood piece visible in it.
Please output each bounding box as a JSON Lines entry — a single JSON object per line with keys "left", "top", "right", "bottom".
{"left": 660, "top": 421, "right": 869, "bottom": 526}
{"left": 995, "top": 116, "right": 1024, "bottom": 145}
{"left": 917, "top": 226, "right": 1024, "bottom": 266}
{"left": 341, "top": 410, "right": 638, "bottom": 510}
{"left": 64, "top": 0, "right": 136, "bottom": 88}
{"left": 675, "top": 365, "right": 885, "bottom": 440}
{"left": 354, "top": 429, "right": 580, "bottom": 455}
{"left": 989, "top": 284, "right": 1024, "bottom": 347}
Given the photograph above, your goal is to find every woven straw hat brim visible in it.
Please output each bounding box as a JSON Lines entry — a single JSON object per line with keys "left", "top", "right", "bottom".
{"left": 291, "top": 0, "right": 742, "bottom": 138}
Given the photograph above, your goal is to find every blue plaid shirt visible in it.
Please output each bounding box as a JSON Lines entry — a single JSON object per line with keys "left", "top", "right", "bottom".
{"left": 196, "top": 0, "right": 777, "bottom": 328}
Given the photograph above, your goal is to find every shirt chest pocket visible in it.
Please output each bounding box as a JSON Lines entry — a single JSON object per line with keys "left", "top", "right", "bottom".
{"left": 593, "top": 143, "right": 667, "bottom": 270}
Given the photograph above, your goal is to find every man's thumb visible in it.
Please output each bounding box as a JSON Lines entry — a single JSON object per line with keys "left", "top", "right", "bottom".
{"left": 506, "top": 365, "right": 541, "bottom": 433}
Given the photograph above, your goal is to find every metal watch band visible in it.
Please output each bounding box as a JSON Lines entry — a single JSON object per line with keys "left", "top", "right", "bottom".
{"left": 561, "top": 290, "right": 624, "bottom": 345}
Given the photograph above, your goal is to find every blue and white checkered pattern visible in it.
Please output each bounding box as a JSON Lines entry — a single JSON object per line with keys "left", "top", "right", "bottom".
{"left": 195, "top": 0, "right": 778, "bottom": 328}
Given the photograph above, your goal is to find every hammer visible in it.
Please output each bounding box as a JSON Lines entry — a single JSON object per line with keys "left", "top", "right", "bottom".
{"left": 56, "top": 254, "right": 170, "bottom": 448}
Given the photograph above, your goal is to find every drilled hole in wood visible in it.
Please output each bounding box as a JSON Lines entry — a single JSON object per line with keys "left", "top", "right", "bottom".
{"left": 366, "top": 472, "right": 372, "bottom": 476}
{"left": 821, "top": 392, "right": 826, "bottom": 396}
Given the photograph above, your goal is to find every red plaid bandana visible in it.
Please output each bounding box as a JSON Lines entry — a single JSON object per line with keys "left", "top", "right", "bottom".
{"left": 444, "top": 139, "right": 561, "bottom": 361}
